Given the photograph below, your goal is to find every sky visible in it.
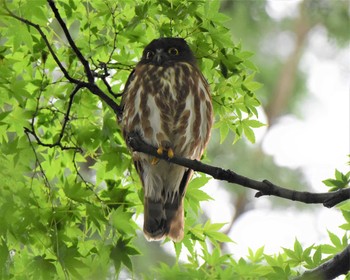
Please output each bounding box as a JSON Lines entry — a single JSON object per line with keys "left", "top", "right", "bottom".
{"left": 201, "top": 0, "right": 350, "bottom": 263}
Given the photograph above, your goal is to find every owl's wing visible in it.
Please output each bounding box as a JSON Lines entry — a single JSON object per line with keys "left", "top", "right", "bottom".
{"left": 118, "top": 69, "right": 135, "bottom": 123}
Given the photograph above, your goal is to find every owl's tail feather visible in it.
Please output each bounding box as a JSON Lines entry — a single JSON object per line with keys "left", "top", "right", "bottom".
{"left": 143, "top": 169, "right": 191, "bottom": 242}
{"left": 164, "top": 169, "right": 192, "bottom": 242}
{"left": 165, "top": 197, "right": 184, "bottom": 242}
{"left": 143, "top": 198, "right": 167, "bottom": 241}
{"left": 143, "top": 196, "right": 184, "bottom": 242}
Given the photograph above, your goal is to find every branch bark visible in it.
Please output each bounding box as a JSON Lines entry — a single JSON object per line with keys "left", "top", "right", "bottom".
{"left": 296, "top": 245, "right": 350, "bottom": 280}
{"left": 127, "top": 132, "right": 350, "bottom": 208}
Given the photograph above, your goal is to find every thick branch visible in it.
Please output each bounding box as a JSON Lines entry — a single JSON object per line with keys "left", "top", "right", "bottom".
{"left": 47, "top": 0, "right": 94, "bottom": 83}
{"left": 297, "top": 245, "right": 350, "bottom": 280}
{"left": 127, "top": 133, "right": 350, "bottom": 208}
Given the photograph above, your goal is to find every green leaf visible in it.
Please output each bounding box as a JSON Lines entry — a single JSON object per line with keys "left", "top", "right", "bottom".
{"left": 294, "top": 239, "right": 303, "bottom": 259}
{"left": 86, "top": 204, "right": 108, "bottom": 231}
{"left": 63, "top": 180, "right": 93, "bottom": 203}
{"left": 302, "top": 244, "right": 314, "bottom": 262}
{"left": 29, "top": 255, "right": 57, "bottom": 279}
{"left": 186, "top": 175, "right": 212, "bottom": 213}
{"left": 328, "top": 230, "right": 342, "bottom": 249}
{"left": 313, "top": 246, "right": 322, "bottom": 265}
{"left": 203, "top": 221, "right": 233, "bottom": 244}
{"left": 110, "top": 207, "right": 138, "bottom": 235}
{"left": 110, "top": 238, "right": 140, "bottom": 273}
{"left": 0, "top": 239, "right": 9, "bottom": 276}
{"left": 335, "top": 169, "right": 343, "bottom": 180}
{"left": 323, "top": 169, "right": 349, "bottom": 191}
{"left": 283, "top": 247, "right": 297, "bottom": 261}
{"left": 242, "top": 122, "right": 256, "bottom": 143}
{"left": 219, "top": 121, "right": 230, "bottom": 143}
{"left": 245, "top": 119, "right": 265, "bottom": 128}
{"left": 173, "top": 242, "right": 182, "bottom": 261}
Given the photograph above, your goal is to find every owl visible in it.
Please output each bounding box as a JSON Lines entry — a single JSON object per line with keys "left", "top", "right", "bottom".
{"left": 121, "top": 38, "right": 213, "bottom": 242}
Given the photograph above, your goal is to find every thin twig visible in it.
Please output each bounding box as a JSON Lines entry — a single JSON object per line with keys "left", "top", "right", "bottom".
{"left": 72, "top": 150, "right": 104, "bottom": 204}
{"left": 25, "top": 130, "right": 52, "bottom": 190}
{"left": 105, "top": 2, "right": 119, "bottom": 63}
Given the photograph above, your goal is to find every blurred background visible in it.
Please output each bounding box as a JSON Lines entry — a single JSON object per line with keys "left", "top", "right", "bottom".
{"left": 133, "top": 0, "right": 349, "bottom": 275}
{"left": 205, "top": 0, "right": 350, "bottom": 256}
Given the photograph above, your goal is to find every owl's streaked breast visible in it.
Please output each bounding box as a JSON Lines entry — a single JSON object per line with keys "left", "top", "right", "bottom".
{"left": 122, "top": 62, "right": 212, "bottom": 160}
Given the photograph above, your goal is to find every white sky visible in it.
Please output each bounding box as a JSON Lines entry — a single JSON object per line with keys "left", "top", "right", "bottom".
{"left": 263, "top": 38, "right": 349, "bottom": 188}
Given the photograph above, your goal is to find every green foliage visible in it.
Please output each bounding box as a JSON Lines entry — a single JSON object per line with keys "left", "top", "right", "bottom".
{"left": 0, "top": 0, "right": 348, "bottom": 279}
{"left": 323, "top": 169, "right": 350, "bottom": 191}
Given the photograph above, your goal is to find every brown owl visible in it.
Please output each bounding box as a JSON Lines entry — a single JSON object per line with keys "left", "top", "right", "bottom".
{"left": 121, "top": 38, "right": 213, "bottom": 242}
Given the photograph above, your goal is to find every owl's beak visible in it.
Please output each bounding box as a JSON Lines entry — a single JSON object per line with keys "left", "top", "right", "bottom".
{"left": 153, "top": 49, "right": 166, "bottom": 65}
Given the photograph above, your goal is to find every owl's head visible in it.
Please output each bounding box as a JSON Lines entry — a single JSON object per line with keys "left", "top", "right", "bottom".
{"left": 140, "top": 38, "right": 196, "bottom": 66}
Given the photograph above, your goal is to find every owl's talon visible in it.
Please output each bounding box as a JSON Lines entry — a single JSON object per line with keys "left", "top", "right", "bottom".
{"left": 151, "top": 157, "right": 159, "bottom": 165}
{"left": 157, "top": 147, "right": 163, "bottom": 155}
{"left": 167, "top": 148, "right": 174, "bottom": 158}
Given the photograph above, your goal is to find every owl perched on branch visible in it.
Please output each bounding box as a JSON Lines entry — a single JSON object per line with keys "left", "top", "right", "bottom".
{"left": 121, "top": 38, "right": 213, "bottom": 242}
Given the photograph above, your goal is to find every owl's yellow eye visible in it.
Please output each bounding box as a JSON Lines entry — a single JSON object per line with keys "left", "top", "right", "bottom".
{"left": 146, "top": 50, "right": 154, "bottom": 60}
{"left": 168, "top": 47, "right": 179, "bottom": 56}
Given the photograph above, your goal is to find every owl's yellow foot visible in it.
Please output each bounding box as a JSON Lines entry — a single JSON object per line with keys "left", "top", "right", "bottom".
{"left": 167, "top": 148, "right": 174, "bottom": 158}
{"left": 151, "top": 157, "right": 159, "bottom": 165}
{"left": 151, "top": 146, "right": 164, "bottom": 165}
{"left": 151, "top": 146, "right": 174, "bottom": 165}
{"left": 157, "top": 145, "right": 174, "bottom": 159}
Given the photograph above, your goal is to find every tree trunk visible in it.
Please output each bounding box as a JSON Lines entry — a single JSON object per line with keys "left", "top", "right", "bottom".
{"left": 265, "top": 0, "right": 314, "bottom": 126}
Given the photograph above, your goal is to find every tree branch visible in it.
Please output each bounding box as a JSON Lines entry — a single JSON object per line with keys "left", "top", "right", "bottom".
{"left": 58, "top": 84, "right": 81, "bottom": 142}
{"left": 47, "top": 0, "right": 94, "bottom": 83}
{"left": 127, "top": 132, "right": 350, "bottom": 208}
{"left": 297, "top": 245, "right": 350, "bottom": 280}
